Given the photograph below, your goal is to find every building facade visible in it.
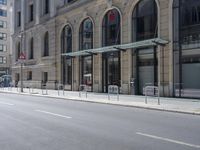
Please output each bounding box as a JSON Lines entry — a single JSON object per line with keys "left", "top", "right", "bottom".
{"left": 0, "top": 0, "right": 12, "bottom": 77}
{"left": 12, "top": 0, "right": 200, "bottom": 98}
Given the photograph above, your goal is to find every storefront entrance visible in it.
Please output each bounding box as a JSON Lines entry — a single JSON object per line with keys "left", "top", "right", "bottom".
{"left": 136, "top": 47, "right": 157, "bottom": 95}
{"left": 102, "top": 52, "right": 121, "bottom": 93}
{"left": 81, "top": 56, "right": 93, "bottom": 92}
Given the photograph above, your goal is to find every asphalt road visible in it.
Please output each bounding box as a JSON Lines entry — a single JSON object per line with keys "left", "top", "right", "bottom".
{"left": 0, "top": 93, "right": 200, "bottom": 150}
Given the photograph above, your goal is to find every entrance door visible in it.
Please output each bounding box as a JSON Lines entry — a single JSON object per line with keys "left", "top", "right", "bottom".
{"left": 102, "top": 52, "right": 121, "bottom": 93}
{"left": 136, "top": 47, "right": 157, "bottom": 95}
{"left": 81, "top": 56, "right": 93, "bottom": 92}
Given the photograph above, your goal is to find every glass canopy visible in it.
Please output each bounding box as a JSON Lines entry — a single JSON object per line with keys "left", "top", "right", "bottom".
{"left": 62, "top": 38, "right": 169, "bottom": 57}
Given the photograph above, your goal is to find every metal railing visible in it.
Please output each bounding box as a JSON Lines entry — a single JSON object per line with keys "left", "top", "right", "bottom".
{"left": 144, "top": 85, "right": 160, "bottom": 105}
{"left": 108, "top": 85, "right": 119, "bottom": 101}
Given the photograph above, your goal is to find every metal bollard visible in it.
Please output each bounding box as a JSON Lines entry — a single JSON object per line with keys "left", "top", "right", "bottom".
{"left": 57, "top": 84, "right": 65, "bottom": 96}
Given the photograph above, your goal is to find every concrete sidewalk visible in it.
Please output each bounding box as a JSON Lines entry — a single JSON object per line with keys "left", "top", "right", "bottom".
{"left": 0, "top": 87, "right": 200, "bottom": 115}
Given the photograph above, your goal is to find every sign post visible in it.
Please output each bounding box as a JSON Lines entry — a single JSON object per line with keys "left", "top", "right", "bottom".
{"left": 18, "top": 52, "right": 26, "bottom": 93}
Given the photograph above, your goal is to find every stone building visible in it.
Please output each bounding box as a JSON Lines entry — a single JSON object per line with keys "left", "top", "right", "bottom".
{"left": 12, "top": 0, "right": 200, "bottom": 98}
{"left": 0, "top": 0, "right": 13, "bottom": 77}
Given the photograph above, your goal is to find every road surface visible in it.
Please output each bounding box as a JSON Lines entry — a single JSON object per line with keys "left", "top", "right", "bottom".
{"left": 0, "top": 93, "right": 199, "bottom": 150}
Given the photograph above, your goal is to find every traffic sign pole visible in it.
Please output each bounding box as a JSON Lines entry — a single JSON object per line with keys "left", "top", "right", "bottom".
{"left": 18, "top": 52, "right": 26, "bottom": 93}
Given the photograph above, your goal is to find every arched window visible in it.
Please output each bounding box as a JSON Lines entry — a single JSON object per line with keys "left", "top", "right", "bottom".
{"left": 61, "top": 25, "right": 72, "bottom": 85}
{"left": 16, "top": 42, "right": 21, "bottom": 61}
{"left": 43, "top": 32, "right": 49, "bottom": 57}
{"left": 29, "top": 37, "right": 34, "bottom": 59}
{"left": 79, "top": 18, "right": 93, "bottom": 91}
{"left": 132, "top": 0, "right": 157, "bottom": 41}
{"left": 102, "top": 9, "right": 121, "bottom": 93}
{"left": 102, "top": 9, "right": 120, "bottom": 46}
{"left": 61, "top": 25, "right": 72, "bottom": 53}
{"left": 79, "top": 18, "right": 93, "bottom": 50}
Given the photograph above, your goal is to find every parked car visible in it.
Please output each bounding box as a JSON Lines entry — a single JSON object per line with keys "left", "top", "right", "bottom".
{"left": 0, "top": 75, "right": 12, "bottom": 87}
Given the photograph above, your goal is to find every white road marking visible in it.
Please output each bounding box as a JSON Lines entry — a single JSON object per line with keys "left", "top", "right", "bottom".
{"left": 35, "top": 110, "right": 72, "bottom": 119}
{"left": 136, "top": 132, "right": 200, "bottom": 149}
{"left": 0, "top": 102, "right": 15, "bottom": 106}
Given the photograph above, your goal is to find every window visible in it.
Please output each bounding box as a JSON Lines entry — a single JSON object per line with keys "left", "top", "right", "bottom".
{"left": 79, "top": 18, "right": 93, "bottom": 91}
{"left": 29, "top": 4, "right": 34, "bottom": 22}
{"left": 174, "top": 0, "right": 200, "bottom": 49}
{"left": 17, "top": 11, "right": 21, "bottom": 27}
{"left": 0, "top": 0, "right": 7, "bottom": 5}
{"left": 102, "top": 9, "right": 121, "bottom": 92}
{"left": 102, "top": 9, "right": 121, "bottom": 46}
{"left": 0, "top": 56, "right": 6, "bottom": 64}
{"left": 79, "top": 18, "right": 93, "bottom": 50}
{"left": 0, "top": 20, "right": 7, "bottom": 28}
{"left": 0, "top": 9, "right": 7, "bottom": 17}
{"left": 29, "top": 38, "right": 34, "bottom": 59}
{"left": 132, "top": 0, "right": 157, "bottom": 41}
{"left": 173, "top": 0, "right": 200, "bottom": 97}
{"left": 66, "top": 0, "right": 76, "bottom": 4}
{"left": 61, "top": 25, "right": 72, "bottom": 53}
{"left": 61, "top": 25, "right": 72, "bottom": 85}
{"left": 43, "top": 32, "right": 49, "bottom": 57}
{"left": 27, "top": 71, "right": 32, "bottom": 80}
{"left": 0, "top": 44, "right": 6, "bottom": 51}
{"left": 0, "top": 33, "right": 7, "bottom": 40}
{"left": 44, "top": 0, "right": 49, "bottom": 15}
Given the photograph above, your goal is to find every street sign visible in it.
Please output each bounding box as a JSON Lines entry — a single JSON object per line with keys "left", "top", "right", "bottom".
{"left": 19, "top": 52, "right": 26, "bottom": 60}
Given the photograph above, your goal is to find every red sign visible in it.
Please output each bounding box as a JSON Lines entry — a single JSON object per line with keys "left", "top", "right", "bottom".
{"left": 19, "top": 52, "right": 26, "bottom": 60}
{"left": 109, "top": 11, "right": 116, "bottom": 22}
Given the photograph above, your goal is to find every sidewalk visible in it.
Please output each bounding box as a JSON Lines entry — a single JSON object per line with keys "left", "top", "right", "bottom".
{"left": 0, "top": 87, "right": 200, "bottom": 115}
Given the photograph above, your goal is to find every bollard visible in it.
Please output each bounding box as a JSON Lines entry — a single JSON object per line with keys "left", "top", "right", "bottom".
{"left": 79, "top": 85, "right": 87, "bottom": 99}
{"left": 42, "top": 84, "right": 48, "bottom": 95}
{"left": 57, "top": 84, "right": 65, "bottom": 96}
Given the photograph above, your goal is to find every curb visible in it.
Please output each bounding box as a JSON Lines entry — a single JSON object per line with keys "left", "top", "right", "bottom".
{"left": 0, "top": 90, "right": 200, "bottom": 116}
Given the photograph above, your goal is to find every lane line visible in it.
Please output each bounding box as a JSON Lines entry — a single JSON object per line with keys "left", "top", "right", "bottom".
{"left": 0, "top": 102, "right": 15, "bottom": 106}
{"left": 35, "top": 110, "right": 72, "bottom": 119}
{"left": 136, "top": 132, "right": 200, "bottom": 149}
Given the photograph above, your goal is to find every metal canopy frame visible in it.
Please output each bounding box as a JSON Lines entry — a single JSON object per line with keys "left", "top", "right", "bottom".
{"left": 61, "top": 38, "right": 169, "bottom": 57}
